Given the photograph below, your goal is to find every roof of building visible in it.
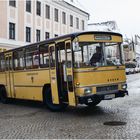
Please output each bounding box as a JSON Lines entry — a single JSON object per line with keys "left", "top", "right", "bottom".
{"left": 62, "top": 0, "right": 89, "bottom": 17}
{"left": 88, "top": 21, "right": 120, "bottom": 33}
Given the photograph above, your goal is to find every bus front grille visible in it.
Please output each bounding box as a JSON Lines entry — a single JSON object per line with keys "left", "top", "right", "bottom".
{"left": 96, "top": 85, "right": 118, "bottom": 93}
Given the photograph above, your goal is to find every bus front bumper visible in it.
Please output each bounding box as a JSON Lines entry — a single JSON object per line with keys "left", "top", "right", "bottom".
{"left": 78, "top": 90, "right": 128, "bottom": 104}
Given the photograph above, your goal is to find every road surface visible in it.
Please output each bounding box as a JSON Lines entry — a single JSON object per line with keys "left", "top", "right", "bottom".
{"left": 0, "top": 73, "right": 140, "bottom": 139}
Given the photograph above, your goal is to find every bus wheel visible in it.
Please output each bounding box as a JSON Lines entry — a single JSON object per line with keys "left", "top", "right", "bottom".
{"left": 44, "top": 87, "right": 67, "bottom": 111}
{"left": 0, "top": 87, "right": 8, "bottom": 104}
{"left": 86, "top": 99, "right": 101, "bottom": 107}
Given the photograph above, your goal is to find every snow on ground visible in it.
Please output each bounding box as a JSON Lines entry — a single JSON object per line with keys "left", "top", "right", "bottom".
{"left": 127, "top": 73, "right": 140, "bottom": 95}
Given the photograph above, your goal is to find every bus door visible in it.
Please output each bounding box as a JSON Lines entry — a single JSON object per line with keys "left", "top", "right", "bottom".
{"left": 65, "top": 40, "right": 76, "bottom": 106}
{"left": 5, "top": 53, "right": 14, "bottom": 98}
{"left": 49, "top": 44, "right": 60, "bottom": 104}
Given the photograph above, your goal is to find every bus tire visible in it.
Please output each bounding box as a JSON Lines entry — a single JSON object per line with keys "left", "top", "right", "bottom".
{"left": 0, "top": 86, "right": 8, "bottom": 104}
{"left": 86, "top": 99, "right": 101, "bottom": 107}
{"left": 44, "top": 87, "right": 67, "bottom": 111}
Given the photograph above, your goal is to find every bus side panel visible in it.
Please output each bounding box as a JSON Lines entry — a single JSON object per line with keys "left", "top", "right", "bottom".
{"left": 15, "top": 87, "right": 43, "bottom": 101}
{"left": 0, "top": 72, "right": 11, "bottom": 98}
{"left": 13, "top": 69, "right": 50, "bottom": 101}
{"left": 0, "top": 72, "right": 6, "bottom": 86}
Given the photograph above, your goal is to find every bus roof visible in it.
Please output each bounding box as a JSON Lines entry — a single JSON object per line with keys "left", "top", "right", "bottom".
{"left": 1, "top": 31, "right": 122, "bottom": 53}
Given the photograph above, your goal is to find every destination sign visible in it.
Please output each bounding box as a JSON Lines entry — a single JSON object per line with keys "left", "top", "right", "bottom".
{"left": 94, "top": 35, "right": 112, "bottom": 40}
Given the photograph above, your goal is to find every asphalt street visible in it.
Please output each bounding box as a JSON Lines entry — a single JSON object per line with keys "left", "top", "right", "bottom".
{"left": 0, "top": 73, "right": 140, "bottom": 139}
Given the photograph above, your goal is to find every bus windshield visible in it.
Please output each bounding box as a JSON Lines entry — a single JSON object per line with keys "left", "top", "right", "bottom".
{"left": 73, "top": 41, "right": 123, "bottom": 68}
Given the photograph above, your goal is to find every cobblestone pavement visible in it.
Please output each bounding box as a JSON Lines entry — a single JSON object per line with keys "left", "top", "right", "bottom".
{"left": 0, "top": 73, "right": 140, "bottom": 139}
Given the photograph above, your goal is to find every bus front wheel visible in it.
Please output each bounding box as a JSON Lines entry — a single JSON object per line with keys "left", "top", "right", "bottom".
{"left": 44, "top": 87, "right": 67, "bottom": 111}
{"left": 0, "top": 86, "right": 8, "bottom": 104}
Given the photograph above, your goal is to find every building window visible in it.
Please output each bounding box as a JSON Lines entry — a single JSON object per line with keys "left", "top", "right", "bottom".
{"left": 62, "top": 12, "right": 66, "bottom": 24}
{"left": 36, "top": 29, "right": 40, "bottom": 42}
{"left": 54, "top": 8, "right": 58, "bottom": 22}
{"left": 26, "top": 27, "right": 31, "bottom": 42}
{"left": 46, "top": 5, "right": 50, "bottom": 19}
{"left": 45, "top": 32, "right": 50, "bottom": 40}
{"left": 70, "top": 15, "right": 73, "bottom": 27}
{"left": 76, "top": 18, "right": 79, "bottom": 29}
{"left": 26, "top": 0, "right": 31, "bottom": 13}
{"left": 36, "top": 1, "right": 41, "bottom": 16}
{"left": 9, "top": 0, "right": 16, "bottom": 7}
{"left": 82, "top": 20, "right": 85, "bottom": 30}
{"left": 9, "top": 22, "right": 15, "bottom": 40}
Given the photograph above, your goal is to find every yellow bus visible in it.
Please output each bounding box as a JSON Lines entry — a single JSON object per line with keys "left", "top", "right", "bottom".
{"left": 0, "top": 31, "right": 128, "bottom": 111}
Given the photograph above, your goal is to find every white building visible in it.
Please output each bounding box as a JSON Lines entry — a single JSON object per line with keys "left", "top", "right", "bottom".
{"left": 0, "top": 0, "right": 89, "bottom": 51}
{"left": 135, "top": 35, "right": 140, "bottom": 64}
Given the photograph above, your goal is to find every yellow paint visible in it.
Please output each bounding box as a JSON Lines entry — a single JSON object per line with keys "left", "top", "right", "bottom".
{"left": 68, "top": 92, "right": 76, "bottom": 106}
{"left": 5, "top": 71, "right": 14, "bottom": 98}
{"left": 74, "top": 66, "right": 126, "bottom": 96}
{"left": 4, "top": 55, "right": 14, "bottom": 98}
{"left": 49, "top": 43, "right": 60, "bottom": 104}
{"left": 50, "top": 69, "right": 59, "bottom": 104}
{"left": 0, "top": 73, "right": 6, "bottom": 85}
{"left": 93, "top": 87, "right": 96, "bottom": 94}
{"left": 65, "top": 40, "right": 77, "bottom": 107}
{"left": 13, "top": 69, "right": 50, "bottom": 86}
{"left": 76, "top": 34, "right": 122, "bottom": 43}
{"left": 118, "top": 84, "right": 122, "bottom": 90}
{"left": 0, "top": 69, "right": 50, "bottom": 101}
{"left": 55, "top": 37, "right": 70, "bottom": 43}
{"left": 66, "top": 68, "right": 76, "bottom": 106}
{"left": 13, "top": 69, "right": 50, "bottom": 101}
{"left": 15, "top": 87, "right": 42, "bottom": 101}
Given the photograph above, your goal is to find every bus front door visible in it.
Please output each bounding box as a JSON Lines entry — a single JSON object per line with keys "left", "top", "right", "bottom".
{"left": 65, "top": 40, "right": 76, "bottom": 106}
{"left": 49, "top": 44, "right": 60, "bottom": 104}
{"left": 5, "top": 53, "right": 14, "bottom": 98}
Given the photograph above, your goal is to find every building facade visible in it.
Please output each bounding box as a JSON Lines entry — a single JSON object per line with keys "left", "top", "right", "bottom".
{"left": 123, "top": 38, "right": 135, "bottom": 62}
{"left": 135, "top": 35, "right": 140, "bottom": 64}
{"left": 0, "top": 0, "right": 89, "bottom": 51}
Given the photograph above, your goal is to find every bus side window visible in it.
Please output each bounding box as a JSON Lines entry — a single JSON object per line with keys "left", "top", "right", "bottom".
{"left": 50, "top": 46, "right": 55, "bottom": 68}
{"left": 13, "top": 49, "right": 25, "bottom": 70}
{"left": 25, "top": 46, "right": 39, "bottom": 69}
{"left": 0, "top": 54, "right": 5, "bottom": 72}
{"left": 39, "top": 44, "right": 49, "bottom": 68}
{"left": 66, "top": 42, "right": 72, "bottom": 68}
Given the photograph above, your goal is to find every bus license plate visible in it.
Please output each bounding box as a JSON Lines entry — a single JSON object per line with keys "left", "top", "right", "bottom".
{"left": 87, "top": 98, "right": 92, "bottom": 103}
{"left": 104, "top": 94, "right": 115, "bottom": 99}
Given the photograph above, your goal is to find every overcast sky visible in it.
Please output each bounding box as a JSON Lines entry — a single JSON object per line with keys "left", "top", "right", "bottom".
{"left": 79, "top": 0, "right": 140, "bottom": 37}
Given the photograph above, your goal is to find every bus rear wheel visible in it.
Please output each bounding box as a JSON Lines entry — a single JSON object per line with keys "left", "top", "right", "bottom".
{"left": 44, "top": 87, "right": 67, "bottom": 111}
{"left": 0, "top": 86, "right": 8, "bottom": 104}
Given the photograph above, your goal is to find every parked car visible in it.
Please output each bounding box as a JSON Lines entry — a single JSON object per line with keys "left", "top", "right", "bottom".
{"left": 125, "top": 62, "right": 136, "bottom": 74}
{"left": 135, "top": 64, "right": 140, "bottom": 73}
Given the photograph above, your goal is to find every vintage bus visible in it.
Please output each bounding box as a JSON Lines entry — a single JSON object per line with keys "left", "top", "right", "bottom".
{"left": 0, "top": 31, "right": 128, "bottom": 111}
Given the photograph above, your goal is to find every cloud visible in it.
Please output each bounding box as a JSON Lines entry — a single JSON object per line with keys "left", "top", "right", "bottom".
{"left": 79, "top": 0, "right": 140, "bottom": 36}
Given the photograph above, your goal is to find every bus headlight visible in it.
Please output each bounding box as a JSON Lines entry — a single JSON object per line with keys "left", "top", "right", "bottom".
{"left": 122, "top": 84, "right": 127, "bottom": 90}
{"left": 84, "top": 88, "right": 92, "bottom": 95}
